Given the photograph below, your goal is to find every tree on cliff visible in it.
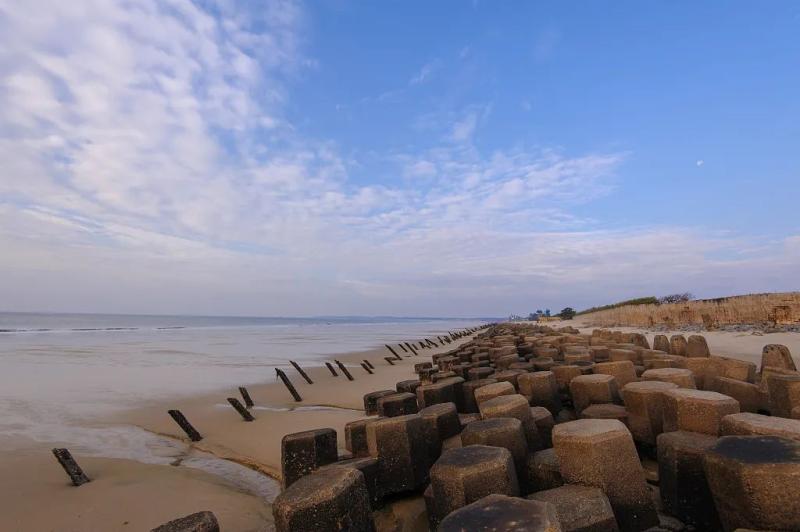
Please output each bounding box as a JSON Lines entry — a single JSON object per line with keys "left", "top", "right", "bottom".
{"left": 559, "top": 307, "right": 576, "bottom": 320}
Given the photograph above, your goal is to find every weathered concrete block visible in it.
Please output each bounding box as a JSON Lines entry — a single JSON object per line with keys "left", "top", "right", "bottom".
{"left": 533, "top": 357, "right": 557, "bottom": 371}
{"left": 363, "top": 390, "right": 395, "bottom": 416}
{"left": 721, "top": 411, "right": 800, "bottom": 441}
{"left": 704, "top": 436, "right": 800, "bottom": 531}
{"left": 642, "top": 368, "right": 696, "bottom": 389}
{"left": 432, "top": 371, "right": 458, "bottom": 383}
{"left": 519, "top": 371, "right": 562, "bottom": 414}
{"left": 569, "top": 374, "right": 619, "bottom": 414}
{"left": 528, "top": 484, "right": 619, "bottom": 532}
{"left": 609, "top": 349, "right": 639, "bottom": 364}
{"left": 622, "top": 381, "right": 677, "bottom": 445}
{"left": 527, "top": 448, "right": 563, "bottom": 492}
{"left": 345, "top": 419, "right": 372, "bottom": 458}
{"left": 420, "top": 402, "right": 462, "bottom": 464}
{"left": 653, "top": 335, "right": 670, "bottom": 353}
{"left": 319, "top": 456, "right": 381, "bottom": 509}
{"left": 713, "top": 355, "right": 756, "bottom": 383}
{"left": 674, "top": 356, "right": 719, "bottom": 390}
{"left": 662, "top": 389, "right": 740, "bottom": 436}
{"left": 281, "top": 428, "right": 338, "bottom": 488}
{"left": 657, "top": 430, "right": 720, "bottom": 531}
{"left": 429, "top": 446, "right": 519, "bottom": 526}
{"left": 589, "top": 346, "right": 610, "bottom": 362}
{"left": 414, "top": 362, "right": 433, "bottom": 374}
{"left": 366, "top": 414, "right": 428, "bottom": 495}
{"left": 565, "top": 353, "right": 592, "bottom": 364}
{"left": 766, "top": 374, "right": 800, "bottom": 418}
{"left": 273, "top": 467, "right": 373, "bottom": 532}
{"left": 474, "top": 381, "right": 515, "bottom": 407}
{"left": 396, "top": 379, "right": 421, "bottom": 395}
{"left": 494, "top": 369, "right": 527, "bottom": 390}
{"left": 438, "top": 494, "right": 561, "bottom": 532}
{"left": 417, "top": 377, "right": 465, "bottom": 412}
{"left": 461, "top": 418, "right": 528, "bottom": 485}
{"left": 551, "top": 365, "right": 582, "bottom": 393}
{"left": 462, "top": 378, "right": 497, "bottom": 413}
{"left": 151, "top": 511, "right": 219, "bottom": 532}
{"left": 377, "top": 392, "right": 419, "bottom": 417}
{"left": 761, "top": 343, "right": 797, "bottom": 372}
{"left": 468, "top": 367, "right": 495, "bottom": 380}
{"left": 686, "top": 335, "right": 710, "bottom": 357}
{"left": 553, "top": 419, "right": 658, "bottom": 532}
{"left": 530, "top": 406, "right": 555, "bottom": 448}
{"left": 593, "top": 361, "right": 638, "bottom": 389}
{"left": 710, "top": 376, "right": 768, "bottom": 413}
{"left": 580, "top": 404, "right": 628, "bottom": 426}
{"left": 479, "top": 394, "right": 541, "bottom": 451}
{"left": 669, "top": 335, "right": 688, "bottom": 356}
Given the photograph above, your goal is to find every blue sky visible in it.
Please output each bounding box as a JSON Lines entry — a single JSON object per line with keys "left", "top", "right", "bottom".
{"left": 0, "top": 0, "right": 798, "bottom": 317}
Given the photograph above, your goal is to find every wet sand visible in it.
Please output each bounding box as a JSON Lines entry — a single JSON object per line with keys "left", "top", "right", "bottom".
{"left": 0, "top": 339, "right": 472, "bottom": 531}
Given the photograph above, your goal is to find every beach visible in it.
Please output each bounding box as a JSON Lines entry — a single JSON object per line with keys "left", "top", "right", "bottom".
{"left": 0, "top": 313, "right": 483, "bottom": 531}
{"left": 3, "top": 314, "right": 800, "bottom": 530}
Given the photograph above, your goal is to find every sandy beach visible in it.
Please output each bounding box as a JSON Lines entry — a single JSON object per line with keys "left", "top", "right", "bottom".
{"left": 3, "top": 318, "right": 800, "bottom": 531}
{"left": 0, "top": 333, "right": 477, "bottom": 531}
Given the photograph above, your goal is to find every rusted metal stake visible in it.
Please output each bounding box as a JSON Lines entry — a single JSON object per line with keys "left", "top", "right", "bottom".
{"left": 409, "top": 344, "right": 419, "bottom": 356}
{"left": 227, "top": 397, "right": 255, "bottom": 421}
{"left": 360, "top": 362, "right": 374, "bottom": 374}
{"left": 363, "top": 359, "right": 375, "bottom": 370}
{"left": 168, "top": 409, "right": 203, "bottom": 442}
{"left": 385, "top": 344, "right": 402, "bottom": 360}
{"left": 239, "top": 386, "right": 254, "bottom": 408}
{"left": 384, "top": 356, "right": 396, "bottom": 365}
{"left": 276, "top": 368, "right": 302, "bottom": 401}
{"left": 52, "top": 448, "right": 90, "bottom": 486}
{"left": 290, "top": 360, "right": 313, "bottom": 384}
{"left": 399, "top": 343, "right": 408, "bottom": 352}
{"left": 335, "top": 360, "right": 354, "bottom": 381}
{"left": 325, "top": 362, "right": 338, "bottom": 376}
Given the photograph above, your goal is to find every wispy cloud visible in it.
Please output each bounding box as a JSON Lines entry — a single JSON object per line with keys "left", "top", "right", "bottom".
{"left": 409, "top": 59, "right": 441, "bottom": 85}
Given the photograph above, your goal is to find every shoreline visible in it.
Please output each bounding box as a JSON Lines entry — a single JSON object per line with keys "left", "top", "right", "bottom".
{"left": 0, "top": 330, "right": 478, "bottom": 531}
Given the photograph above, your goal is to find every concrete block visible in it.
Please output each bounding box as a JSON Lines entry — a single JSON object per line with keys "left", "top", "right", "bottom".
{"left": 281, "top": 428, "right": 338, "bottom": 488}
{"left": 704, "top": 436, "right": 800, "bottom": 531}
{"left": 377, "top": 392, "right": 419, "bottom": 417}
{"left": 528, "top": 484, "right": 619, "bottom": 532}
{"left": 519, "top": 371, "right": 562, "bottom": 414}
{"left": 622, "top": 381, "right": 677, "bottom": 445}
{"left": 593, "top": 361, "right": 638, "bottom": 389}
{"left": 438, "top": 494, "right": 562, "bottom": 532}
{"left": 642, "top": 368, "right": 696, "bottom": 389}
{"left": 569, "top": 374, "right": 618, "bottom": 414}
{"left": 273, "top": 467, "right": 373, "bottom": 532}
{"left": 553, "top": 419, "right": 658, "bottom": 532}
{"left": 657, "top": 430, "right": 720, "bottom": 530}
{"left": 662, "top": 389, "right": 740, "bottom": 436}
{"left": 367, "top": 414, "right": 428, "bottom": 495}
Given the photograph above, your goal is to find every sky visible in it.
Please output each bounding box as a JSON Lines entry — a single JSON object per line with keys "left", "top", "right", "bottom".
{"left": 0, "top": 0, "right": 798, "bottom": 318}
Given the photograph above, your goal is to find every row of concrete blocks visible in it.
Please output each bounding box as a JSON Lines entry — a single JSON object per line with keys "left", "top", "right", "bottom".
{"left": 420, "top": 339, "right": 800, "bottom": 421}
{"left": 274, "top": 402, "right": 800, "bottom": 531}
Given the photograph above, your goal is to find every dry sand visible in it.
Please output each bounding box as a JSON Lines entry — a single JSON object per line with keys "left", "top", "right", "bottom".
{"left": 0, "top": 339, "right": 472, "bottom": 531}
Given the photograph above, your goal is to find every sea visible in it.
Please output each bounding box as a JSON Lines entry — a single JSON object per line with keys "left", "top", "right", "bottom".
{"left": 0, "top": 312, "right": 487, "bottom": 497}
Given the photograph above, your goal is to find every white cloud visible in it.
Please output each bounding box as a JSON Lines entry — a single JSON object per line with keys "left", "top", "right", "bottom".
{"left": 0, "top": 0, "right": 797, "bottom": 317}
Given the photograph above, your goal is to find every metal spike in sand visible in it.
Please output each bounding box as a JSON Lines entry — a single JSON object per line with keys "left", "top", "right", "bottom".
{"left": 290, "top": 360, "right": 314, "bottom": 384}
{"left": 325, "top": 362, "right": 338, "bottom": 377}
{"left": 399, "top": 343, "right": 408, "bottom": 352}
{"left": 276, "top": 368, "right": 303, "bottom": 402}
{"left": 168, "top": 409, "right": 203, "bottom": 442}
{"left": 385, "top": 357, "right": 396, "bottom": 365}
{"left": 361, "top": 362, "right": 374, "bottom": 374}
{"left": 239, "top": 386, "right": 254, "bottom": 408}
{"left": 363, "top": 360, "right": 375, "bottom": 370}
{"left": 385, "top": 344, "right": 403, "bottom": 360}
{"left": 52, "top": 448, "right": 90, "bottom": 486}
{"left": 409, "top": 344, "right": 419, "bottom": 356}
{"left": 335, "top": 360, "right": 354, "bottom": 381}
{"left": 227, "top": 397, "right": 255, "bottom": 421}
